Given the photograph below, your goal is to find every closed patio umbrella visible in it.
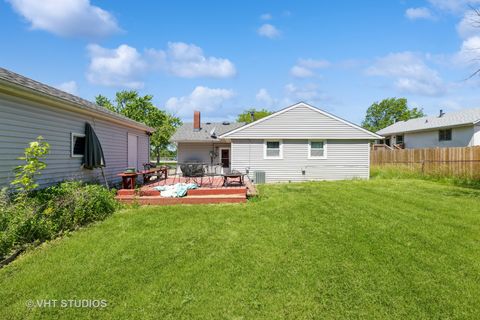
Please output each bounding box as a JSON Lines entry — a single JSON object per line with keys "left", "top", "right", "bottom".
{"left": 83, "top": 122, "right": 108, "bottom": 187}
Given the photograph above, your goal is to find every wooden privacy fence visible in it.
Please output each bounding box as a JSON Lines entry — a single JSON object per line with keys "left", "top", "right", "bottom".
{"left": 370, "top": 146, "right": 480, "bottom": 178}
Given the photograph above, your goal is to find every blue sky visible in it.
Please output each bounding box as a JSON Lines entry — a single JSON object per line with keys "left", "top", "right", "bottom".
{"left": 1, "top": 0, "right": 480, "bottom": 123}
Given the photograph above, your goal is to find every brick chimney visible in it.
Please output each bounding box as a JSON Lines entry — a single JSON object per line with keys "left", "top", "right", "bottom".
{"left": 193, "top": 111, "right": 201, "bottom": 131}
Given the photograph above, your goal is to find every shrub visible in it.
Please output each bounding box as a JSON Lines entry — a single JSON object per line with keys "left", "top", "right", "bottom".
{"left": 35, "top": 181, "right": 118, "bottom": 234}
{"left": 0, "top": 182, "right": 118, "bottom": 261}
{"left": 1, "top": 138, "right": 119, "bottom": 262}
{"left": 11, "top": 136, "right": 50, "bottom": 200}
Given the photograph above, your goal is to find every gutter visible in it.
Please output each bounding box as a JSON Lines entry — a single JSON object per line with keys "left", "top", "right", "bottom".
{"left": 0, "top": 79, "right": 155, "bottom": 133}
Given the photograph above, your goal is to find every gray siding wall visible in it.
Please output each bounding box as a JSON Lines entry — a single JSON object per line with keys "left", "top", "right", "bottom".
{"left": 177, "top": 142, "right": 230, "bottom": 166}
{"left": 231, "top": 139, "right": 370, "bottom": 182}
{"left": 404, "top": 126, "right": 474, "bottom": 148}
{"left": 226, "top": 104, "right": 375, "bottom": 139}
{"left": 0, "top": 93, "right": 149, "bottom": 188}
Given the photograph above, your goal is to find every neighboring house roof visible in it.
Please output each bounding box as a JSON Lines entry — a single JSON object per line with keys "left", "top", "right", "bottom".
{"left": 171, "top": 122, "right": 246, "bottom": 142}
{"left": 0, "top": 67, "right": 154, "bottom": 132}
{"left": 377, "top": 108, "right": 480, "bottom": 136}
{"left": 220, "top": 102, "right": 383, "bottom": 139}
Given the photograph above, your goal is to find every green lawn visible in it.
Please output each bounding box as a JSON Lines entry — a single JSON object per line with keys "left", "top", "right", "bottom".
{"left": 1, "top": 179, "right": 479, "bottom": 319}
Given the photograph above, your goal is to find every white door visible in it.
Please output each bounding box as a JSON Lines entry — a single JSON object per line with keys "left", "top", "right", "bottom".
{"left": 127, "top": 134, "right": 138, "bottom": 169}
{"left": 219, "top": 148, "right": 230, "bottom": 173}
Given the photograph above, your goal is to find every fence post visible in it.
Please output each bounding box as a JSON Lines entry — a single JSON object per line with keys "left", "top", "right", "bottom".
{"left": 421, "top": 160, "right": 425, "bottom": 175}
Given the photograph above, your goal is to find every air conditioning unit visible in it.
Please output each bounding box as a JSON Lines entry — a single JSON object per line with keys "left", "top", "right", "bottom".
{"left": 254, "top": 171, "right": 266, "bottom": 184}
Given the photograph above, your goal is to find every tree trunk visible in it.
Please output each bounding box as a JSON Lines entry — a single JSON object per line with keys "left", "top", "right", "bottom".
{"left": 156, "top": 147, "right": 160, "bottom": 165}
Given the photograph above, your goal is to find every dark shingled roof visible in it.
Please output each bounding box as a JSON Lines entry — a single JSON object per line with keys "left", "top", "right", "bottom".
{"left": 172, "top": 122, "right": 246, "bottom": 142}
{"left": 0, "top": 67, "right": 153, "bottom": 131}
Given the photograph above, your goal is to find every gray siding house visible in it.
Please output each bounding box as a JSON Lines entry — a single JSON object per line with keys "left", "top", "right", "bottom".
{"left": 377, "top": 109, "right": 480, "bottom": 149}
{"left": 0, "top": 68, "right": 153, "bottom": 188}
{"left": 172, "top": 102, "right": 381, "bottom": 182}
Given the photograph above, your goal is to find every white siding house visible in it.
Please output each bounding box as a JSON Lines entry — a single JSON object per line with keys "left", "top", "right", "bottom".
{"left": 377, "top": 109, "right": 480, "bottom": 149}
{"left": 0, "top": 68, "right": 153, "bottom": 188}
{"left": 172, "top": 102, "right": 381, "bottom": 183}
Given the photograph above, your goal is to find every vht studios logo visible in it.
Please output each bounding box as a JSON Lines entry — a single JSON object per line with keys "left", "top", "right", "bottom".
{"left": 26, "top": 299, "right": 108, "bottom": 308}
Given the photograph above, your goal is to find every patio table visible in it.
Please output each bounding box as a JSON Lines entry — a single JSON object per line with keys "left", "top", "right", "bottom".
{"left": 222, "top": 171, "right": 244, "bottom": 187}
{"left": 117, "top": 172, "right": 137, "bottom": 189}
{"left": 138, "top": 166, "right": 168, "bottom": 184}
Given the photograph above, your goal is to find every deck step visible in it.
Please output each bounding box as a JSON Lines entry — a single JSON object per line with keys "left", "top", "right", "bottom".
{"left": 116, "top": 194, "right": 246, "bottom": 205}
{"left": 187, "top": 188, "right": 246, "bottom": 196}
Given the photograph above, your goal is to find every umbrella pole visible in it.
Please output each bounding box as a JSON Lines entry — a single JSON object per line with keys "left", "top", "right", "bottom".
{"left": 100, "top": 167, "right": 109, "bottom": 190}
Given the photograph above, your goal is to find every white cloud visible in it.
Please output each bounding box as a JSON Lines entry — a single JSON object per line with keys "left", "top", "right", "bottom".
{"left": 260, "top": 13, "right": 272, "bottom": 20}
{"left": 455, "top": 36, "right": 480, "bottom": 65}
{"left": 457, "top": 10, "right": 480, "bottom": 39}
{"left": 257, "top": 23, "right": 280, "bottom": 38}
{"left": 290, "top": 66, "right": 315, "bottom": 78}
{"left": 255, "top": 88, "right": 275, "bottom": 107}
{"left": 7, "top": 0, "right": 120, "bottom": 38}
{"left": 283, "top": 83, "right": 325, "bottom": 105}
{"left": 405, "top": 7, "right": 434, "bottom": 20}
{"left": 86, "top": 42, "right": 236, "bottom": 87}
{"left": 290, "top": 58, "right": 330, "bottom": 78}
{"left": 86, "top": 44, "right": 146, "bottom": 88}
{"left": 147, "top": 42, "right": 236, "bottom": 78}
{"left": 56, "top": 81, "right": 78, "bottom": 94}
{"left": 297, "top": 58, "right": 331, "bottom": 69}
{"left": 366, "top": 52, "right": 446, "bottom": 96}
{"left": 165, "top": 86, "right": 235, "bottom": 117}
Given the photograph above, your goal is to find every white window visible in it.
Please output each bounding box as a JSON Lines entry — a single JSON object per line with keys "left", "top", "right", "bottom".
{"left": 308, "top": 140, "right": 327, "bottom": 159}
{"left": 264, "top": 140, "right": 283, "bottom": 159}
{"left": 71, "top": 133, "right": 86, "bottom": 158}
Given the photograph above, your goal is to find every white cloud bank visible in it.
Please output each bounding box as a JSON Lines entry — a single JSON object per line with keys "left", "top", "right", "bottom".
{"left": 7, "top": 0, "right": 120, "bottom": 38}
{"left": 86, "top": 42, "right": 236, "bottom": 88}
{"left": 56, "top": 81, "right": 78, "bottom": 94}
{"left": 148, "top": 42, "right": 236, "bottom": 78}
{"left": 405, "top": 7, "right": 434, "bottom": 20}
{"left": 255, "top": 88, "right": 275, "bottom": 107}
{"left": 257, "top": 23, "right": 280, "bottom": 38}
{"left": 290, "top": 58, "right": 330, "bottom": 78}
{"left": 366, "top": 52, "right": 446, "bottom": 96}
{"left": 86, "top": 44, "right": 147, "bottom": 88}
{"left": 165, "top": 86, "right": 235, "bottom": 117}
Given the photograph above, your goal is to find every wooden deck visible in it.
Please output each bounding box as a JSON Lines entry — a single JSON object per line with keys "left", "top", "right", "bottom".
{"left": 116, "top": 176, "right": 250, "bottom": 205}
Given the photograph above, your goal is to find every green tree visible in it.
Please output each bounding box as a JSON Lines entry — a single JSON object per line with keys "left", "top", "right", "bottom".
{"left": 11, "top": 136, "right": 50, "bottom": 199}
{"left": 362, "top": 98, "right": 425, "bottom": 132}
{"left": 95, "top": 91, "right": 181, "bottom": 163}
{"left": 237, "top": 108, "right": 273, "bottom": 123}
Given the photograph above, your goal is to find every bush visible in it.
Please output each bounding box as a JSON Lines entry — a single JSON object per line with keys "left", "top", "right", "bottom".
{"left": 35, "top": 181, "right": 118, "bottom": 233}
{"left": 0, "top": 182, "right": 119, "bottom": 261}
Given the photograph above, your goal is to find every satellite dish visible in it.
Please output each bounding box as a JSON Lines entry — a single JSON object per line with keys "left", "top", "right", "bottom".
{"left": 210, "top": 127, "right": 217, "bottom": 138}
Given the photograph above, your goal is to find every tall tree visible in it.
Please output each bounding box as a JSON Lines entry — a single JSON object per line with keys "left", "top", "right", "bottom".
{"left": 96, "top": 91, "right": 181, "bottom": 163}
{"left": 362, "top": 98, "right": 425, "bottom": 132}
{"left": 237, "top": 108, "right": 273, "bottom": 123}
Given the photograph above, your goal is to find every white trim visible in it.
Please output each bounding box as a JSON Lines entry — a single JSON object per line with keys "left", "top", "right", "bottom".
{"left": 264, "top": 140, "right": 283, "bottom": 159}
{"left": 308, "top": 139, "right": 327, "bottom": 159}
{"left": 220, "top": 102, "right": 383, "bottom": 139}
{"left": 71, "top": 132, "right": 85, "bottom": 158}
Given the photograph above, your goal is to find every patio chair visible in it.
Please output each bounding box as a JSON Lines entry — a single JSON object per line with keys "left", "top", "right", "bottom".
{"left": 180, "top": 163, "right": 205, "bottom": 186}
{"left": 204, "top": 163, "right": 221, "bottom": 188}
